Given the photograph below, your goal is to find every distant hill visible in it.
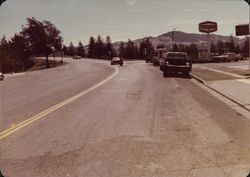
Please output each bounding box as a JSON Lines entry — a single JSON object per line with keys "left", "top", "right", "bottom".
{"left": 113, "top": 31, "right": 244, "bottom": 51}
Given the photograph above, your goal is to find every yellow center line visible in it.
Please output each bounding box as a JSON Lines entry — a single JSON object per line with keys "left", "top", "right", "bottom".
{"left": 0, "top": 66, "right": 119, "bottom": 141}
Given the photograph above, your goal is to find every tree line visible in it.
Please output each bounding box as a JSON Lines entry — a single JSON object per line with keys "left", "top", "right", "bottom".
{"left": 1, "top": 17, "right": 249, "bottom": 74}
{"left": 119, "top": 38, "right": 154, "bottom": 59}
{"left": 64, "top": 35, "right": 248, "bottom": 61}
{"left": 63, "top": 35, "right": 115, "bottom": 59}
{"left": 64, "top": 37, "right": 155, "bottom": 60}
{"left": 171, "top": 35, "right": 248, "bottom": 59}
{"left": 0, "top": 17, "right": 63, "bottom": 73}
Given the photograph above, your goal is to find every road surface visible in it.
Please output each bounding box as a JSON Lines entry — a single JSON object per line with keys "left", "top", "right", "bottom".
{"left": 0, "top": 59, "right": 249, "bottom": 177}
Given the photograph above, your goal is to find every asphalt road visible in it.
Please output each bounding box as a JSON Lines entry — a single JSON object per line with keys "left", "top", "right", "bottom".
{"left": 0, "top": 59, "right": 249, "bottom": 177}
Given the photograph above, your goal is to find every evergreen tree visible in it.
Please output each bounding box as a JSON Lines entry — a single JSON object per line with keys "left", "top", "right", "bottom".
{"left": 125, "top": 39, "right": 134, "bottom": 59}
{"left": 132, "top": 45, "right": 139, "bottom": 59}
{"left": 88, "top": 36, "right": 96, "bottom": 58}
{"left": 139, "top": 39, "right": 155, "bottom": 59}
{"left": 119, "top": 42, "right": 125, "bottom": 58}
{"left": 145, "top": 38, "right": 154, "bottom": 56}
{"left": 95, "top": 35, "right": 105, "bottom": 58}
{"left": 10, "top": 33, "right": 32, "bottom": 68}
{"left": 68, "top": 41, "right": 75, "bottom": 56}
{"left": 105, "top": 35, "right": 114, "bottom": 58}
{"left": 77, "top": 41, "right": 85, "bottom": 57}
{"left": 62, "top": 45, "right": 69, "bottom": 56}
{"left": 0, "top": 34, "right": 7, "bottom": 47}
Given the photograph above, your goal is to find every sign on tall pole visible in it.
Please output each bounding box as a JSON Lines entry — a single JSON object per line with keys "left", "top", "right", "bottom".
{"left": 242, "top": 0, "right": 250, "bottom": 71}
{"left": 236, "top": 24, "right": 249, "bottom": 36}
{"left": 199, "top": 21, "right": 218, "bottom": 60}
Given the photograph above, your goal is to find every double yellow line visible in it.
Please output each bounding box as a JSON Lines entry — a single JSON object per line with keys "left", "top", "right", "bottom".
{"left": 0, "top": 66, "right": 118, "bottom": 140}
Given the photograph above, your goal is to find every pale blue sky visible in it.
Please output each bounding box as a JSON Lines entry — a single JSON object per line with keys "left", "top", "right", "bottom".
{"left": 0, "top": 0, "right": 248, "bottom": 45}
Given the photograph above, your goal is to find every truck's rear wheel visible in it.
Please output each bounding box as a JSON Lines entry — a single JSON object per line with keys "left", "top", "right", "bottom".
{"left": 163, "top": 70, "right": 169, "bottom": 78}
{"left": 183, "top": 72, "right": 190, "bottom": 78}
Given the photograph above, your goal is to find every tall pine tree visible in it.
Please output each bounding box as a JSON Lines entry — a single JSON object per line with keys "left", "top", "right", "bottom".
{"left": 69, "top": 41, "right": 75, "bottom": 56}
{"left": 77, "top": 41, "right": 85, "bottom": 57}
{"left": 119, "top": 42, "right": 125, "bottom": 58}
{"left": 105, "top": 36, "right": 114, "bottom": 58}
{"left": 95, "top": 35, "right": 105, "bottom": 58}
{"left": 88, "top": 36, "right": 96, "bottom": 58}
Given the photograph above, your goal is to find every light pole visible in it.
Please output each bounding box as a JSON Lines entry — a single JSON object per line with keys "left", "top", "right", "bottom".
{"left": 172, "top": 28, "right": 176, "bottom": 51}
{"left": 244, "top": 0, "right": 250, "bottom": 70}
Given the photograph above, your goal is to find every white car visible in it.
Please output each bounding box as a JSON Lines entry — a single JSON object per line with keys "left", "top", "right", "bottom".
{"left": 111, "top": 57, "right": 123, "bottom": 66}
{"left": 73, "top": 55, "right": 81, "bottom": 59}
{"left": 213, "top": 53, "right": 239, "bottom": 62}
{"left": 0, "top": 72, "right": 4, "bottom": 81}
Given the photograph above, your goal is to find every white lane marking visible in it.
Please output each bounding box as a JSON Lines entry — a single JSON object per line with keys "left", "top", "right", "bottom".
{"left": 0, "top": 66, "right": 119, "bottom": 140}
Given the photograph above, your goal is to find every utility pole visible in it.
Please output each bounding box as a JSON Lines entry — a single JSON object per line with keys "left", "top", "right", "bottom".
{"left": 244, "top": 0, "right": 250, "bottom": 70}
{"left": 207, "top": 33, "right": 211, "bottom": 60}
{"left": 172, "top": 28, "right": 176, "bottom": 51}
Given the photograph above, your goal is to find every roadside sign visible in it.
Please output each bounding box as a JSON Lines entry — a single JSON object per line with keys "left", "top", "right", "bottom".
{"left": 235, "top": 24, "right": 249, "bottom": 36}
{"left": 199, "top": 21, "right": 218, "bottom": 34}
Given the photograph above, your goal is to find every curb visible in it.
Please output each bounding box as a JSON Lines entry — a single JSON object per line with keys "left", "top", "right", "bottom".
{"left": 190, "top": 73, "right": 207, "bottom": 85}
{"left": 190, "top": 73, "right": 250, "bottom": 112}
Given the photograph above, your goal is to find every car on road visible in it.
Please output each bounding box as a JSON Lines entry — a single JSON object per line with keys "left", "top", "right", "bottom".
{"left": 73, "top": 55, "right": 81, "bottom": 59}
{"left": 145, "top": 56, "right": 153, "bottom": 63}
{"left": 0, "top": 72, "right": 4, "bottom": 81}
{"left": 162, "top": 52, "right": 192, "bottom": 77}
{"left": 111, "top": 57, "right": 123, "bottom": 66}
{"left": 152, "top": 56, "right": 161, "bottom": 66}
{"left": 212, "top": 53, "right": 239, "bottom": 62}
{"left": 236, "top": 54, "right": 244, "bottom": 60}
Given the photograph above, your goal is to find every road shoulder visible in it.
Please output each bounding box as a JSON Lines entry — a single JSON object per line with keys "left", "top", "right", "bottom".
{"left": 191, "top": 66, "right": 250, "bottom": 114}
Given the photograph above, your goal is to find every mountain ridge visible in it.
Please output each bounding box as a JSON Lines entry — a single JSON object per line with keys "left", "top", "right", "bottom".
{"left": 112, "top": 31, "right": 244, "bottom": 50}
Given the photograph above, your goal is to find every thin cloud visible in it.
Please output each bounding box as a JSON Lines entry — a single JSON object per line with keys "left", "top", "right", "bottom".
{"left": 128, "top": 8, "right": 149, "bottom": 12}
{"left": 126, "top": 0, "right": 137, "bottom": 6}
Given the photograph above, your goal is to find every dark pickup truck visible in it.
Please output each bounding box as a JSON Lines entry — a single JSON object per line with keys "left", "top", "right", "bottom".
{"left": 162, "top": 52, "right": 192, "bottom": 77}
